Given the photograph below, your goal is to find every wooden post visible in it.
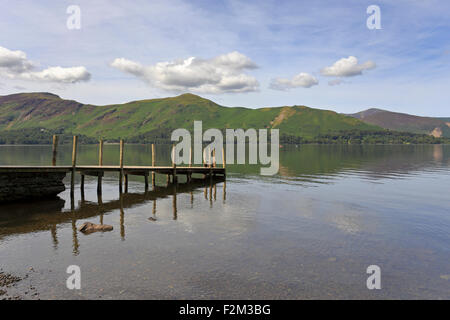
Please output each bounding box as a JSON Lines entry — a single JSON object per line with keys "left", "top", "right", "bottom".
{"left": 99, "top": 139, "right": 104, "bottom": 166}
{"left": 189, "top": 145, "right": 192, "bottom": 168}
{"left": 98, "top": 139, "right": 103, "bottom": 194}
{"left": 172, "top": 144, "right": 177, "bottom": 183}
{"left": 151, "top": 144, "right": 155, "bottom": 186}
{"left": 208, "top": 147, "right": 212, "bottom": 176}
{"left": 208, "top": 147, "right": 211, "bottom": 168}
{"left": 52, "top": 135, "right": 58, "bottom": 166}
{"left": 213, "top": 149, "right": 216, "bottom": 168}
{"left": 119, "top": 139, "right": 124, "bottom": 192}
{"left": 71, "top": 136, "right": 78, "bottom": 193}
{"left": 222, "top": 147, "right": 226, "bottom": 168}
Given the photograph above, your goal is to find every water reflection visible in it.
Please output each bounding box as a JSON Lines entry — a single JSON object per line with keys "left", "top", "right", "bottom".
{"left": 0, "top": 145, "right": 449, "bottom": 299}
{"left": 0, "top": 176, "right": 226, "bottom": 256}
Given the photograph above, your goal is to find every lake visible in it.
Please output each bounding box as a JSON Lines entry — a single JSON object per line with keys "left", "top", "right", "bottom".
{"left": 0, "top": 144, "right": 449, "bottom": 299}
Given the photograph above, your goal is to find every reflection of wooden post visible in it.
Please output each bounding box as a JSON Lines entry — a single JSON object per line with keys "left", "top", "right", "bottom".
{"left": 98, "top": 139, "right": 103, "bottom": 194}
{"left": 71, "top": 136, "right": 78, "bottom": 193}
{"left": 144, "top": 173, "right": 149, "bottom": 191}
{"left": 151, "top": 144, "right": 155, "bottom": 186}
{"left": 119, "top": 139, "right": 124, "bottom": 192}
{"left": 98, "top": 192, "right": 103, "bottom": 225}
{"left": 71, "top": 217, "right": 79, "bottom": 256}
{"left": 50, "top": 224, "right": 58, "bottom": 249}
{"left": 209, "top": 177, "right": 213, "bottom": 207}
{"left": 223, "top": 180, "right": 226, "bottom": 202}
{"left": 172, "top": 185, "right": 177, "bottom": 220}
{"left": 52, "top": 135, "right": 58, "bottom": 166}
{"left": 120, "top": 195, "right": 125, "bottom": 240}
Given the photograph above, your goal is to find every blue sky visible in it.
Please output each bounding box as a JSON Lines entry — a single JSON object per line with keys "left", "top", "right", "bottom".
{"left": 0, "top": 0, "right": 449, "bottom": 116}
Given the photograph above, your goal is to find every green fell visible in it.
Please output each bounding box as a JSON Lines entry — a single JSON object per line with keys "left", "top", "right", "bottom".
{"left": 0, "top": 92, "right": 447, "bottom": 144}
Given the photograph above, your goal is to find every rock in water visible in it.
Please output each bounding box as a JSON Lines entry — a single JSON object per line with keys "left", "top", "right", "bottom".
{"left": 78, "top": 222, "right": 113, "bottom": 234}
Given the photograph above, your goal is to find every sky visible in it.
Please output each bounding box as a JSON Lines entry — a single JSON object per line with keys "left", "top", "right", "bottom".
{"left": 0, "top": 0, "right": 449, "bottom": 116}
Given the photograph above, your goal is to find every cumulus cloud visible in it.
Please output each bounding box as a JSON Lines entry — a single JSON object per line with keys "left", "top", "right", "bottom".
{"left": 270, "top": 72, "right": 318, "bottom": 90}
{"left": 111, "top": 51, "right": 259, "bottom": 94}
{"left": 0, "top": 45, "right": 91, "bottom": 83}
{"left": 321, "top": 56, "right": 375, "bottom": 77}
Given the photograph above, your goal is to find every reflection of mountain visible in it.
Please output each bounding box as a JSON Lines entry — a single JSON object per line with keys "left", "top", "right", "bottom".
{"left": 0, "top": 177, "right": 225, "bottom": 241}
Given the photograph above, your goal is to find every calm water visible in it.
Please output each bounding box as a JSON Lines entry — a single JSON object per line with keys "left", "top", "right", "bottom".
{"left": 0, "top": 144, "right": 449, "bottom": 299}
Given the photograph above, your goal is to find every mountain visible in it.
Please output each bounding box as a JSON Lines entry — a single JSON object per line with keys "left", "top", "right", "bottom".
{"left": 347, "top": 108, "right": 450, "bottom": 138}
{"left": 0, "top": 92, "right": 382, "bottom": 143}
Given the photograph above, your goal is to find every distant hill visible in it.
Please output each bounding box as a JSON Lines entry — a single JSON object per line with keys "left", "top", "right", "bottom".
{"left": 0, "top": 92, "right": 448, "bottom": 144}
{"left": 0, "top": 92, "right": 382, "bottom": 142}
{"left": 347, "top": 108, "right": 450, "bottom": 138}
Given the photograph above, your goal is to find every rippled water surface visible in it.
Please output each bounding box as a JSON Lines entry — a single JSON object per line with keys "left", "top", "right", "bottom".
{"left": 0, "top": 144, "right": 449, "bottom": 299}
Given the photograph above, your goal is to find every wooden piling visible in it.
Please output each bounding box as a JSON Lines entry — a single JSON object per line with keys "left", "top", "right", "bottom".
{"left": 80, "top": 174, "right": 85, "bottom": 193}
{"left": 222, "top": 147, "right": 226, "bottom": 168}
{"left": 189, "top": 145, "right": 192, "bottom": 168}
{"left": 144, "top": 174, "right": 149, "bottom": 191}
{"left": 119, "top": 139, "right": 124, "bottom": 192}
{"left": 151, "top": 144, "right": 155, "bottom": 186}
{"left": 71, "top": 136, "right": 78, "bottom": 193}
{"left": 208, "top": 147, "right": 212, "bottom": 168}
{"left": 52, "top": 135, "right": 58, "bottom": 166}
{"left": 172, "top": 144, "right": 177, "bottom": 183}
{"left": 98, "top": 139, "right": 103, "bottom": 194}
{"left": 99, "top": 139, "right": 104, "bottom": 166}
{"left": 209, "top": 147, "right": 212, "bottom": 176}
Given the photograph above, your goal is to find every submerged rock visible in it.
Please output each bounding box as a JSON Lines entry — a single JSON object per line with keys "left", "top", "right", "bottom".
{"left": 78, "top": 222, "right": 113, "bottom": 234}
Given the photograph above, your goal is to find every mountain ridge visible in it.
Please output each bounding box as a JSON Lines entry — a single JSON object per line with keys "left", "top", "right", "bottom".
{"left": 0, "top": 92, "right": 379, "bottom": 139}
{"left": 347, "top": 108, "right": 450, "bottom": 138}
{"left": 0, "top": 92, "right": 448, "bottom": 144}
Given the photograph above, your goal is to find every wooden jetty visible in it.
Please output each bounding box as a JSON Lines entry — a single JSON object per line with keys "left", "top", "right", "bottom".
{"left": 0, "top": 136, "right": 226, "bottom": 202}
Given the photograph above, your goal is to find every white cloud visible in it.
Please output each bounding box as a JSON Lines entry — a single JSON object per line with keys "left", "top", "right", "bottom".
{"left": 22, "top": 66, "right": 91, "bottom": 83}
{"left": 270, "top": 72, "right": 318, "bottom": 90}
{"left": 321, "top": 56, "right": 376, "bottom": 77}
{"left": 0, "top": 46, "right": 33, "bottom": 73}
{"left": 111, "top": 51, "right": 259, "bottom": 94}
{"left": 0, "top": 45, "right": 91, "bottom": 83}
